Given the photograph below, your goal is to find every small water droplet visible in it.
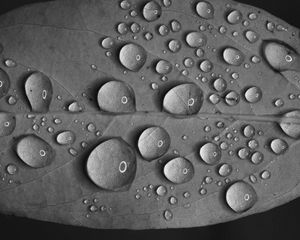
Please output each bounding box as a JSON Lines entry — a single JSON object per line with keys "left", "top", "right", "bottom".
{"left": 156, "top": 185, "right": 167, "bottom": 196}
{"left": 227, "top": 10, "right": 243, "bottom": 24}
{"left": 199, "top": 142, "right": 221, "bottom": 165}
{"left": 164, "top": 157, "right": 194, "bottom": 184}
{"left": 223, "top": 47, "right": 245, "bottom": 66}
{"left": 56, "top": 131, "right": 76, "bottom": 145}
{"left": 143, "top": 1, "right": 162, "bottom": 22}
{"left": 6, "top": 164, "right": 18, "bottom": 175}
{"left": 168, "top": 39, "right": 181, "bottom": 53}
{"left": 270, "top": 138, "right": 288, "bottom": 155}
{"left": 196, "top": 1, "right": 214, "bottom": 19}
{"left": 119, "top": 43, "right": 147, "bottom": 71}
{"left": 186, "top": 32, "right": 207, "bottom": 48}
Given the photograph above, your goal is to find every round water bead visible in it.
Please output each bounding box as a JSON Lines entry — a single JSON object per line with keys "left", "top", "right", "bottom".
{"left": 56, "top": 130, "right": 76, "bottom": 145}
{"left": 143, "top": 1, "right": 162, "bottom": 22}
{"left": 245, "top": 30, "right": 259, "bottom": 43}
{"left": 227, "top": 10, "right": 243, "bottom": 24}
{"left": 270, "top": 138, "right": 288, "bottom": 155}
{"left": 196, "top": 1, "right": 214, "bottom": 19}
{"left": 199, "top": 60, "right": 213, "bottom": 72}
{"left": 163, "top": 209, "right": 173, "bottom": 221}
{"left": 0, "top": 112, "right": 16, "bottom": 137}
{"left": 119, "top": 43, "right": 147, "bottom": 71}
{"left": 186, "top": 32, "right": 207, "bottom": 48}
{"left": 225, "top": 91, "right": 240, "bottom": 106}
{"left": 212, "top": 78, "right": 227, "bottom": 92}
{"left": 163, "top": 157, "right": 194, "bottom": 184}
{"left": 155, "top": 60, "right": 172, "bottom": 75}
{"left": 16, "top": 134, "right": 55, "bottom": 168}
{"left": 97, "top": 81, "right": 135, "bottom": 113}
{"left": 163, "top": 83, "right": 203, "bottom": 115}
{"left": 156, "top": 185, "right": 167, "bottom": 196}
{"left": 138, "top": 126, "right": 170, "bottom": 160}
{"left": 226, "top": 181, "right": 257, "bottom": 213}
{"left": 0, "top": 68, "right": 10, "bottom": 99}
{"left": 244, "top": 86, "right": 262, "bottom": 103}
{"left": 117, "top": 22, "right": 129, "bottom": 35}
{"left": 101, "top": 37, "right": 114, "bottom": 49}
{"left": 199, "top": 142, "right": 221, "bottom": 165}
{"left": 223, "top": 47, "right": 245, "bottom": 66}
{"left": 168, "top": 39, "right": 181, "bottom": 53}
{"left": 218, "top": 163, "right": 232, "bottom": 177}
{"left": 250, "top": 151, "right": 264, "bottom": 164}
{"left": 242, "top": 124, "right": 255, "bottom": 138}
{"left": 279, "top": 110, "right": 300, "bottom": 139}
{"left": 170, "top": 19, "right": 181, "bottom": 32}
{"left": 6, "top": 164, "right": 18, "bottom": 175}
{"left": 86, "top": 138, "right": 136, "bottom": 190}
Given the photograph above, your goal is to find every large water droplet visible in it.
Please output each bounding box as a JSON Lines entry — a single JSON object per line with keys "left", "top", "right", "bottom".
{"left": 163, "top": 157, "right": 194, "bottom": 184}
{"left": 16, "top": 135, "right": 55, "bottom": 168}
{"left": 86, "top": 138, "right": 136, "bottom": 190}
{"left": 119, "top": 43, "right": 147, "bottom": 71}
{"left": 279, "top": 110, "right": 300, "bottom": 139}
{"left": 244, "top": 86, "right": 262, "bottom": 103}
{"left": 0, "top": 68, "right": 10, "bottom": 99}
{"left": 227, "top": 10, "right": 243, "bottom": 24}
{"left": 163, "top": 84, "right": 203, "bottom": 115}
{"left": 97, "top": 81, "right": 135, "bottom": 113}
{"left": 196, "top": 1, "right": 214, "bottom": 19}
{"left": 138, "top": 126, "right": 170, "bottom": 160}
{"left": 270, "top": 138, "right": 288, "bottom": 155}
{"left": 143, "top": 1, "right": 162, "bottom": 22}
{"left": 199, "top": 142, "right": 221, "bottom": 165}
{"left": 56, "top": 130, "right": 76, "bottom": 145}
{"left": 223, "top": 47, "right": 245, "bottom": 66}
{"left": 263, "top": 41, "right": 300, "bottom": 71}
{"left": 226, "top": 181, "right": 257, "bottom": 213}
{"left": 25, "top": 72, "right": 53, "bottom": 113}
{"left": 0, "top": 112, "right": 16, "bottom": 137}
{"left": 186, "top": 32, "right": 207, "bottom": 48}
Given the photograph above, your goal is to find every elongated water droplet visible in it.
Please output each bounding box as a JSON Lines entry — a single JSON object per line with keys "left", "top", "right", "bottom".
{"left": 244, "top": 86, "right": 262, "bottom": 103}
{"left": 163, "top": 157, "right": 194, "bottom": 184}
{"left": 227, "top": 10, "right": 243, "bottom": 24}
{"left": 4, "top": 59, "right": 17, "bottom": 68}
{"left": 119, "top": 43, "right": 147, "bottom": 71}
{"left": 25, "top": 72, "right": 53, "bottom": 113}
{"left": 56, "top": 131, "right": 76, "bottom": 145}
{"left": 97, "top": 81, "right": 135, "bottom": 113}
{"left": 143, "top": 1, "right": 162, "bottom": 22}
{"left": 280, "top": 110, "right": 300, "bottom": 139}
{"left": 226, "top": 181, "right": 257, "bottom": 213}
{"left": 16, "top": 135, "right": 55, "bottom": 168}
{"left": 0, "top": 112, "right": 16, "bottom": 137}
{"left": 0, "top": 68, "right": 10, "bottom": 99}
{"left": 199, "top": 142, "right": 221, "bottom": 165}
{"left": 138, "top": 126, "right": 170, "bottom": 160}
{"left": 270, "top": 138, "right": 288, "bottom": 155}
{"left": 163, "top": 84, "right": 203, "bottom": 115}
{"left": 68, "top": 101, "right": 83, "bottom": 112}
{"left": 196, "top": 1, "right": 214, "bottom": 19}
{"left": 155, "top": 60, "right": 172, "bottom": 75}
{"left": 86, "top": 138, "right": 136, "bottom": 190}
{"left": 101, "top": 37, "right": 114, "bottom": 49}
{"left": 223, "top": 47, "right": 245, "bottom": 66}
{"left": 186, "top": 32, "right": 207, "bottom": 48}
{"left": 170, "top": 19, "right": 181, "bottom": 32}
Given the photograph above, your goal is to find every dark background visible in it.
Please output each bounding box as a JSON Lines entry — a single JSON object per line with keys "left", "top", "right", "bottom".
{"left": 0, "top": 0, "right": 299, "bottom": 239}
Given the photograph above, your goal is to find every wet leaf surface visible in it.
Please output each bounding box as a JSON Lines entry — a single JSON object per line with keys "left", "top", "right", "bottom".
{"left": 0, "top": 0, "right": 299, "bottom": 230}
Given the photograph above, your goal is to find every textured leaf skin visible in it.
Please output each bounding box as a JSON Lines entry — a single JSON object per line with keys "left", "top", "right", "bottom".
{"left": 0, "top": 0, "right": 299, "bottom": 230}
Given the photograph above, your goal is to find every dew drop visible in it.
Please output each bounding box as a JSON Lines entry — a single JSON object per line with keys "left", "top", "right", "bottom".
{"left": 227, "top": 10, "right": 243, "bottom": 24}
{"left": 223, "top": 47, "right": 245, "bottom": 66}
{"left": 68, "top": 101, "right": 83, "bottom": 112}
{"left": 170, "top": 20, "right": 181, "bottom": 32}
{"left": 199, "top": 59, "right": 213, "bottom": 72}
{"left": 199, "top": 142, "right": 221, "bottom": 165}
{"left": 156, "top": 185, "right": 167, "bottom": 196}
{"left": 101, "top": 37, "right": 114, "bottom": 49}
{"left": 245, "top": 30, "right": 259, "bottom": 43}
{"left": 260, "top": 170, "right": 271, "bottom": 180}
{"left": 158, "top": 24, "right": 169, "bottom": 36}
{"left": 56, "top": 131, "right": 76, "bottom": 145}
{"left": 16, "top": 135, "right": 55, "bottom": 168}
{"left": 155, "top": 60, "right": 172, "bottom": 75}
{"left": 279, "top": 110, "right": 300, "bottom": 139}
{"left": 119, "top": 43, "right": 147, "bottom": 71}
{"left": 242, "top": 124, "right": 255, "bottom": 138}
{"left": 244, "top": 86, "right": 262, "bottom": 103}
{"left": 218, "top": 163, "right": 232, "bottom": 177}
{"left": 168, "top": 39, "right": 181, "bottom": 53}
{"left": 169, "top": 196, "right": 177, "bottom": 205}
{"left": 143, "top": 1, "right": 162, "bottom": 22}
{"left": 0, "top": 112, "right": 16, "bottom": 137}
{"left": 0, "top": 68, "right": 10, "bottom": 99}
{"left": 270, "top": 138, "right": 288, "bottom": 155}
{"left": 117, "top": 22, "right": 129, "bottom": 35}
{"left": 196, "top": 1, "right": 214, "bottom": 19}
{"left": 186, "top": 32, "right": 207, "bottom": 48}
{"left": 6, "top": 164, "right": 18, "bottom": 175}
{"left": 237, "top": 147, "right": 250, "bottom": 159}
{"left": 138, "top": 126, "right": 170, "bottom": 161}
{"left": 4, "top": 59, "right": 17, "bottom": 68}
{"left": 163, "top": 209, "right": 173, "bottom": 221}
{"left": 225, "top": 91, "right": 240, "bottom": 106}
{"left": 250, "top": 151, "right": 264, "bottom": 164}
{"left": 213, "top": 78, "right": 227, "bottom": 92}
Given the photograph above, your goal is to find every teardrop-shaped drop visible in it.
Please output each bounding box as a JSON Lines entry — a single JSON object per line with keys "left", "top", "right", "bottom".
{"left": 86, "top": 138, "right": 136, "bottom": 191}
{"left": 186, "top": 32, "right": 207, "bottom": 48}
{"left": 142, "top": 1, "right": 162, "bottom": 22}
{"left": 0, "top": 68, "right": 10, "bottom": 99}
{"left": 16, "top": 135, "right": 55, "bottom": 168}
{"left": 97, "top": 81, "right": 135, "bottom": 113}
{"left": 137, "top": 126, "right": 170, "bottom": 161}
{"left": 227, "top": 10, "right": 243, "bottom": 24}
{"left": 56, "top": 130, "right": 76, "bottom": 145}
{"left": 226, "top": 181, "right": 257, "bottom": 213}
{"left": 196, "top": 1, "right": 214, "bottom": 19}
{"left": 163, "top": 157, "right": 194, "bottom": 184}
{"left": 199, "top": 142, "right": 221, "bottom": 165}
{"left": 223, "top": 47, "right": 245, "bottom": 66}
{"left": 119, "top": 43, "right": 147, "bottom": 71}
{"left": 279, "top": 110, "right": 300, "bottom": 139}
{"left": 163, "top": 83, "right": 203, "bottom": 115}
{"left": 263, "top": 41, "right": 300, "bottom": 71}
{"left": 25, "top": 72, "right": 53, "bottom": 113}
{"left": 0, "top": 112, "right": 16, "bottom": 137}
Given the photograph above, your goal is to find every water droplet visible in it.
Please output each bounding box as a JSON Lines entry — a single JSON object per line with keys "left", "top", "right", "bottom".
{"left": 16, "top": 135, "right": 55, "bottom": 168}
{"left": 101, "top": 37, "right": 114, "bottom": 49}
{"left": 219, "top": 25, "right": 227, "bottom": 34}
{"left": 183, "top": 58, "right": 194, "bottom": 68}
{"left": 97, "top": 81, "right": 135, "bottom": 113}
{"left": 56, "top": 131, "right": 76, "bottom": 145}
{"left": 138, "top": 126, "right": 170, "bottom": 160}
{"left": 162, "top": 0, "right": 172, "bottom": 7}
{"left": 0, "top": 68, "right": 10, "bottom": 99}
{"left": 225, "top": 91, "right": 240, "bottom": 106}
{"left": 163, "top": 209, "right": 173, "bottom": 221}
{"left": 249, "top": 174, "right": 257, "bottom": 183}
{"left": 143, "top": 1, "right": 162, "bottom": 22}
{"left": 120, "top": 0, "right": 131, "bottom": 10}
{"left": 0, "top": 112, "right": 16, "bottom": 137}
{"left": 218, "top": 163, "right": 232, "bottom": 177}
{"left": 208, "top": 93, "right": 220, "bottom": 104}
{"left": 68, "top": 101, "right": 83, "bottom": 112}
{"left": 119, "top": 43, "right": 147, "bottom": 71}
{"left": 199, "top": 142, "right": 221, "bottom": 165}
{"left": 270, "top": 138, "right": 288, "bottom": 155}
{"left": 226, "top": 181, "right": 257, "bottom": 213}
{"left": 86, "top": 138, "right": 136, "bottom": 190}
{"left": 144, "top": 32, "right": 153, "bottom": 40}
{"left": 6, "top": 164, "right": 18, "bottom": 175}
{"left": 117, "top": 22, "right": 129, "bottom": 35}
{"left": 244, "top": 86, "right": 262, "bottom": 103}
{"left": 237, "top": 147, "right": 250, "bottom": 159}
{"left": 196, "top": 1, "right": 214, "bottom": 19}
{"left": 170, "top": 19, "right": 181, "bottom": 32}
{"left": 260, "top": 170, "right": 271, "bottom": 180}
{"left": 89, "top": 204, "right": 98, "bottom": 212}
{"left": 223, "top": 47, "right": 245, "bottom": 66}
{"left": 242, "top": 124, "right": 255, "bottom": 138}
{"left": 168, "top": 39, "right": 181, "bottom": 53}
{"left": 155, "top": 60, "right": 172, "bottom": 75}
{"left": 279, "top": 110, "right": 300, "bottom": 139}
{"left": 250, "top": 151, "right": 264, "bottom": 165}
{"left": 227, "top": 10, "right": 243, "bottom": 24}
{"left": 130, "top": 22, "right": 141, "bottom": 33}
{"left": 163, "top": 83, "right": 203, "bottom": 115}
{"left": 156, "top": 185, "right": 167, "bottom": 196}
{"left": 245, "top": 30, "right": 259, "bottom": 43}
{"left": 266, "top": 21, "right": 275, "bottom": 32}
{"left": 213, "top": 78, "right": 227, "bottom": 92}
{"left": 274, "top": 98, "right": 284, "bottom": 107}
{"left": 158, "top": 24, "right": 169, "bottom": 36}
{"left": 163, "top": 157, "right": 194, "bottom": 184}
{"left": 169, "top": 196, "right": 177, "bottom": 205}
{"left": 248, "top": 139, "right": 259, "bottom": 149}
{"left": 195, "top": 48, "right": 205, "bottom": 58}
{"left": 199, "top": 59, "right": 213, "bottom": 72}
{"left": 186, "top": 32, "right": 207, "bottom": 48}
{"left": 150, "top": 82, "right": 159, "bottom": 90}
{"left": 4, "top": 59, "right": 17, "bottom": 68}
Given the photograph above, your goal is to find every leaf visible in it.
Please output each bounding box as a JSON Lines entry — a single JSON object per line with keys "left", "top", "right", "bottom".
{"left": 0, "top": 0, "right": 299, "bottom": 230}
